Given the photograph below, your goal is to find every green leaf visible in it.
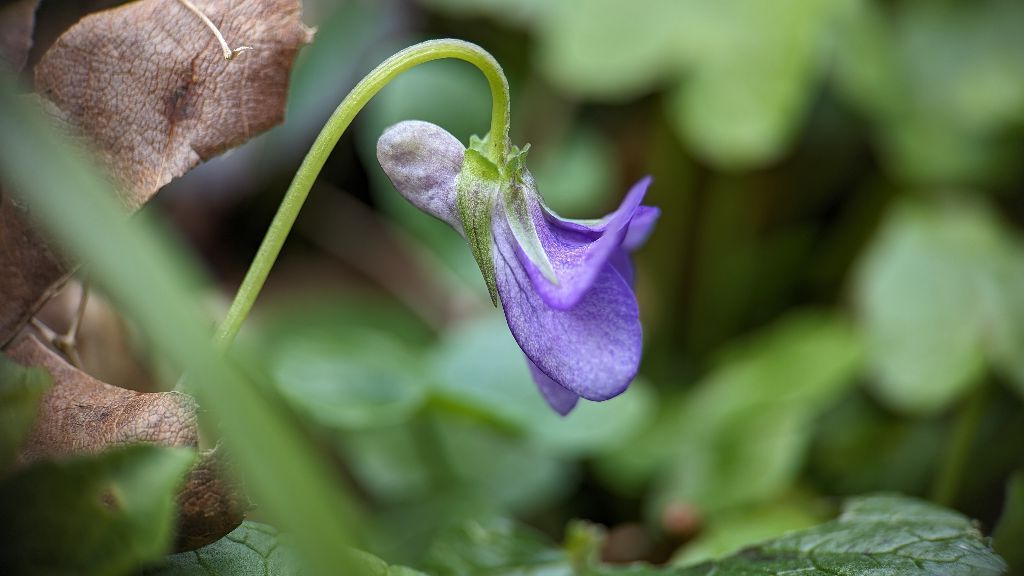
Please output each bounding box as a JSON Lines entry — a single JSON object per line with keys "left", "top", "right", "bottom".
{"left": 149, "top": 521, "right": 427, "bottom": 576}
{"left": 529, "top": 126, "right": 617, "bottom": 217}
{"left": 809, "top": 391, "right": 945, "bottom": 496}
{"left": 833, "top": 0, "right": 1024, "bottom": 184}
{"left": 433, "top": 414, "right": 574, "bottom": 514}
{"left": 456, "top": 148, "right": 502, "bottom": 305}
{"left": 993, "top": 471, "right": 1024, "bottom": 575}
{"left": 423, "top": 519, "right": 570, "bottom": 576}
{"left": 671, "top": 495, "right": 1007, "bottom": 576}
{"left": 599, "top": 312, "right": 861, "bottom": 511}
{"left": 148, "top": 521, "right": 305, "bottom": 576}
{"left": 668, "top": 0, "right": 841, "bottom": 168}
{"left": 419, "top": 497, "right": 1006, "bottom": 575}
{"left": 0, "top": 354, "right": 51, "bottom": 471}
{"left": 854, "top": 198, "right": 1024, "bottom": 413}
{"left": 537, "top": 0, "right": 692, "bottom": 100}
{"left": 417, "top": 0, "right": 546, "bottom": 27}
{"left": 537, "top": 0, "right": 842, "bottom": 168}
{"left": 0, "top": 444, "right": 194, "bottom": 575}
{"left": 342, "top": 413, "right": 572, "bottom": 515}
{"left": 671, "top": 498, "right": 827, "bottom": 566}
{"left": 269, "top": 330, "right": 427, "bottom": 429}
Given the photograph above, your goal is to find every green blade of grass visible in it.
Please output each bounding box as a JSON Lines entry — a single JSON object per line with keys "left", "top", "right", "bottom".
{"left": 0, "top": 78, "right": 362, "bottom": 575}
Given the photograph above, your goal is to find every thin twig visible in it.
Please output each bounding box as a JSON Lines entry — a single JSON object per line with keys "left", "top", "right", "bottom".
{"left": 176, "top": 0, "right": 252, "bottom": 60}
{"left": 29, "top": 281, "right": 89, "bottom": 368}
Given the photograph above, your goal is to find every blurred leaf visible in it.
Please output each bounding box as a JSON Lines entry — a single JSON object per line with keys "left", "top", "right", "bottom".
{"left": 343, "top": 413, "right": 571, "bottom": 521}
{"left": 531, "top": 126, "right": 617, "bottom": 217}
{"left": 431, "top": 315, "right": 653, "bottom": 456}
{"left": 668, "top": 0, "right": 841, "bottom": 168}
{"left": 255, "top": 297, "right": 435, "bottom": 350}
{"left": 671, "top": 498, "right": 827, "bottom": 566}
{"left": 0, "top": 353, "right": 50, "bottom": 470}
{"left": 150, "top": 520, "right": 427, "bottom": 576}
{"left": 834, "top": 0, "right": 1024, "bottom": 184}
{"left": 270, "top": 330, "right": 426, "bottom": 429}
{"left": 342, "top": 414, "right": 572, "bottom": 566}
{"left": 433, "top": 414, "right": 574, "bottom": 514}
{"left": 537, "top": 0, "right": 691, "bottom": 100}
{"left": 148, "top": 521, "right": 305, "bottom": 576}
{"left": 416, "top": 0, "right": 545, "bottom": 27}
{"left": 419, "top": 497, "right": 1004, "bottom": 575}
{"left": 599, "top": 312, "right": 862, "bottom": 512}
{"left": 854, "top": 198, "right": 1024, "bottom": 413}
{"left": 341, "top": 424, "right": 434, "bottom": 502}
{"left": 0, "top": 444, "right": 194, "bottom": 575}
{"left": 993, "top": 471, "right": 1024, "bottom": 575}
{"left": 809, "top": 391, "right": 944, "bottom": 497}
{"left": 423, "top": 519, "right": 570, "bottom": 576}
{"left": 671, "top": 495, "right": 1006, "bottom": 576}
{"left": 537, "top": 0, "right": 842, "bottom": 168}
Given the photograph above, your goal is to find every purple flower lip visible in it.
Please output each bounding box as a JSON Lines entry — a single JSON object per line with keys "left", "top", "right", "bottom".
{"left": 377, "top": 120, "right": 658, "bottom": 415}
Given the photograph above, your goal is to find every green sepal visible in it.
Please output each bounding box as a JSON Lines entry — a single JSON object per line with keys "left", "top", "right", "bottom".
{"left": 464, "top": 133, "right": 557, "bottom": 292}
{"left": 502, "top": 168, "right": 559, "bottom": 286}
{"left": 456, "top": 148, "right": 502, "bottom": 306}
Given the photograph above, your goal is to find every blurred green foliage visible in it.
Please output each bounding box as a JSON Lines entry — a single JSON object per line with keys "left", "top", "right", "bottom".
{"left": 0, "top": 444, "right": 194, "bottom": 575}
{"left": 4, "top": 0, "right": 1024, "bottom": 573}
{"left": 0, "top": 357, "right": 51, "bottom": 469}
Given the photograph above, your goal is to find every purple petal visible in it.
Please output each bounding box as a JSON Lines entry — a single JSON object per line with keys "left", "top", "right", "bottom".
{"left": 377, "top": 120, "right": 465, "bottom": 232}
{"left": 493, "top": 211, "right": 642, "bottom": 402}
{"left": 552, "top": 176, "right": 654, "bottom": 235}
{"left": 623, "top": 206, "right": 660, "bottom": 251}
{"left": 519, "top": 177, "right": 652, "bottom": 310}
{"left": 528, "top": 357, "right": 580, "bottom": 415}
{"left": 609, "top": 250, "right": 635, "bottom": 286}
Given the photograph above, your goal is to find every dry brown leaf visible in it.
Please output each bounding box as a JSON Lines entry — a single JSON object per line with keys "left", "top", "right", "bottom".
{"left": 34, "top": 279, "right": 158, "bottom": 391}
{"left": 176, "top": 446, "right": 247, "bottom": 551}
{"left": 7, "top": 334, "right": 245, "bottom": 550}
{"left": 0, "top": 192, "right": 72, "bottom": 348}
{"left": 0, "top": 0, "right": 39, "bottom": 72}
{"left": 34, "top": 0, "right": 313, "bottom": 210}
{"left": 1, "top": 0, "right": 310, "bottom": 346}
{"left": 8, "top": 333, "right": 198, "bottom": 459}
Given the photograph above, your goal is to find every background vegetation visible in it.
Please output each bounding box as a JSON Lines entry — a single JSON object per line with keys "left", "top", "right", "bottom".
{"left": 3, "top": 0, "right": 1024, "bottom": 574}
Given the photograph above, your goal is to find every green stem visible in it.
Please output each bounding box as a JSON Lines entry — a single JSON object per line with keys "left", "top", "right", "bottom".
{"left": 215, "top": 39, "right": 511, "bottom": 346}
{"left": 932, "top": 382, "right": 988, "bottom": 507}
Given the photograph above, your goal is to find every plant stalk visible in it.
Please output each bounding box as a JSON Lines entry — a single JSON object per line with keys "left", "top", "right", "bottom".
{"left": 215, "top": 39, "right": 511, "bottom": 346}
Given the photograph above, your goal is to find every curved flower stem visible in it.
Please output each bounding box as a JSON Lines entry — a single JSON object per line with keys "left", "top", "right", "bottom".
{"left": 215, "top": 39, "right": 511, "bottom": 346}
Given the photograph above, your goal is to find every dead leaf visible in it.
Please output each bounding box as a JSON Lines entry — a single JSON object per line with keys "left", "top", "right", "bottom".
{"left": 1, "top": 0, "right": 310, "bottom": 344}
{"left": 8, "top": 334, "right": 198, "bottom": 460}
{"left": 34, "top": 0, "right": 313, "bottom": 210}
{"left": 6, "top": 334, "right": 245, "bottom": 550}
{"left": 0, "top": 0, "right": 39, "bottom": 72}
{"left": 34, "top": 279, "right": 157, "bottom": 391}
{"left": 0, "top": 192, "right": 72, "bottom": 348}
{"left": 176, "top": 446, "right": 247, "bottom": 551}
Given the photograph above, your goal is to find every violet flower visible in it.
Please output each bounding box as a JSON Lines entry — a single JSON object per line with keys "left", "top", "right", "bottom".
{"left": 377, "top": 120, "right": 658, "bottom": 415}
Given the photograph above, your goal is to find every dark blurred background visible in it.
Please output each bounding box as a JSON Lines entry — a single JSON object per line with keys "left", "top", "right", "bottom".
{"left": 25, "top": 0, "right": 1024, "bottom": 566}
